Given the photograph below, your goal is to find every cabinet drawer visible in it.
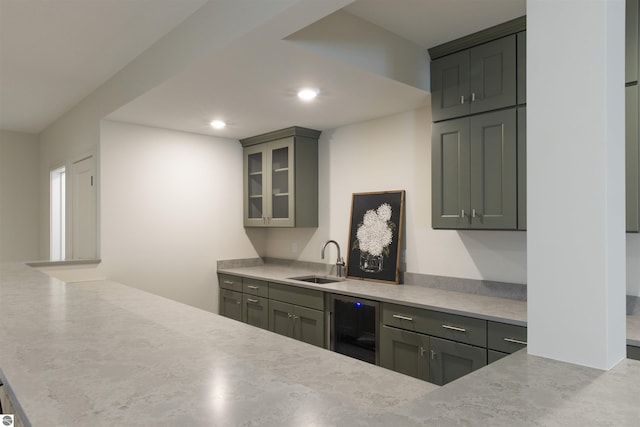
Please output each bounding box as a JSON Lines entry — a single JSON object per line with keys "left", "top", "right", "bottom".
{"left": 218, "top": 274, "right": 243, "bottom": 292}
{"left": 269, "top": 282, "right": 324, "bottom": 310}
{"left": 243, "top": 278, "right": 269, "bottom": 297}
{"left": 487, "top": 321, "right": 527, "bottom": 353}
{"left": 382, "top": 303, "right": 487, "bottom": 347}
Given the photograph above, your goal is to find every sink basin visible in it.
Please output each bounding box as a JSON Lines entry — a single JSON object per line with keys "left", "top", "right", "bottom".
{"left": 288, "top": 275, "right": 343, "bottom": 284}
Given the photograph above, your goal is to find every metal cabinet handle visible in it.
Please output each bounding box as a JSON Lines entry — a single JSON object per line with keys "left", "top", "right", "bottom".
{"left": 392, "top": 314, "right": 414, "bottom": 321}
{"left": 293, "top": 315, "right": 300, "bottom": 320}
{"left": 503, "top": 337, "right": 528, "bottom": 346}
{"left": 460, "top": 95, "right": 465, "bottom": 105}
{"left": 471, "top": 209, "right": 482, "bottom": 218}
{"left": 247, "top": 285, "right": 259, "bottom": 290}
{"left": 223, "top": 280, "right": 234, "bottom": 285}
{"left": 461, "top": 209, "right": 465, "bottom": 218}
{"left": 235, "top": 301, "right": 241, "bottom": 305}
{"left": 471, "top": 92, "right": 476, "bottom": 102}
{"left": 419, "top": 346, "right": 427, "bottom": 357}
{"left": 431, "top": 350, "right": 436, "bottom": 360}
{"left": 287, "top": 313, "right": 293, "bottom": 318}
{"left": 247, "top": 298, "right": 259, "bottom": 304}
{"left": 441, "top": 324, "right": 467, "bottom": 333}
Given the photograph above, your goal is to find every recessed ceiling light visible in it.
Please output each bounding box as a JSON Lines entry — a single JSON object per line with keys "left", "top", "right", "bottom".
{"left": 210, "top": 120, "right": 226, "bottom": 129}
{"left": 297, "top": 88, "right": 318, "bottom": 101}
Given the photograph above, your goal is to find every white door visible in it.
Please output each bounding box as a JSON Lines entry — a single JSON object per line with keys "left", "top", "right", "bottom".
{"left": 71, "top": 155, "right": 97, "bottom": 259}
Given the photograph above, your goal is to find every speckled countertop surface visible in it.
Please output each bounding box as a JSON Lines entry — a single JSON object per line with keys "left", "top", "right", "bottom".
{"left": 2, "top": 263, "right": 640, "bottom": 426}
{"left": 217, "top": 263, "right": 640, "bottom": 345}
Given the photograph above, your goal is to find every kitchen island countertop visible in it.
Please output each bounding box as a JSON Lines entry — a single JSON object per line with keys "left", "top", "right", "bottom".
{"left": 1, "top": 263, "right": 639, "bottom": 426}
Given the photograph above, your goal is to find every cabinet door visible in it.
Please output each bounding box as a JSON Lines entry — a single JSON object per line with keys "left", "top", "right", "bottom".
{"left": 626, "top": 0, "right": 639, "bottom": 84}
{"left": 293, "top": 305, "right": 325, "bottom": 348}
{"left": 517, "top": 31, "right": 526, "bottom": 105}
{"left": 431, "top": 50, "right": 470, "bottom": 122}
{"left": 243, "top": 294, "right": 269, "bottom": 330}
{"left": 267, "top": 137, "right": 295, "bottom": 227}
{"left": 244, "top": 144, "right": 266, "bottom": 227}
{"left": 469, "top": 108, "right": 517, "bottom": 229}
{"left": 469, "top": 35, "right": 517, "bottom": 115}
{"left": 268, "top": 299, "right": 294, "bottom": 338}
{"left": 432, "top": 117, "right": 471, "bottom": 229}
{"left": 380, "top": 326, "right": 429, "bottom": 382}
{"left": 627, "top": 85, "right": 639, "bottom": 232}
{"left": 429, "top": 336, "right": 487, "bottom": 386}
{"left": 517, "top": 107, "right": 527, "bottom": 230}
{"left": 219, "top": 289, "right": 243, "bottom": 321}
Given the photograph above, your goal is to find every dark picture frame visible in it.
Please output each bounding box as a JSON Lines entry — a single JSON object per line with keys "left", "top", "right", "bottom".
{"left": 346, "top": 190, "right": 405, "bottom": 284}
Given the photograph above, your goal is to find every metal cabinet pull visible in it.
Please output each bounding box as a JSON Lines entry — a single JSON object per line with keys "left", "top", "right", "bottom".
{"left": 247, "top": 285, "right": 259, "bottom": 290}
{"left": 247, "top": 298, "right": 259, "bottom": 304}
{"left": 392, "top": 314, "right": 414, "bottom": 321}
{"left": 441, "top": 324, "right": 466, "bottom": 333}
{"left": 460, "top": 95, "right": 465, "bottom": 105}
{"left": 293, "top": 315, "right": 300, "bottom": 320}
{"left": 431, "top": 350, "right": 436, "bottom": 360}
{"left": 503, "top": 337, "right": 528, "bottom": 346}
{"left": 287, "top": 313, "right": 293, "bottom": 318}
{"left": 419, "top": 346, "right": 427, "bottom": 357}
{"left": 471, "top": 92, "right": 476, "bottom": 102}
{"left": 223, "top": 280, "right": 234, "bottom": 285}
{"left": 461, "top": 209, "right": 465, "bottom": 218}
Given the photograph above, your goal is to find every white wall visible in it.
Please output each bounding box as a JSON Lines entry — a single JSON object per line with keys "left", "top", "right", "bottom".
{"left": 265, "top": 107, "right": 640, "bottom": 296}
{"left": 0, "top": 130, "right": 39, "bottom": 261}
{"left": 265, "top": 107, "right": 529, "bottom": 285}
{"left": 99, "top": 120, "right": 259, "bottom": 311}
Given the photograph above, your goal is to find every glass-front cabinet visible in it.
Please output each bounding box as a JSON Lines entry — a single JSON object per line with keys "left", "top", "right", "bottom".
{"left": 241, "top": 127, "right": 320, "bottom": 228}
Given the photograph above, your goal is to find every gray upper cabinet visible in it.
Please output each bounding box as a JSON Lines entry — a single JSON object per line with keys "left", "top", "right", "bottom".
{"left": 241, "top": 127, "right": 320, "bottom": 228}
{"left": 517, "top": 31, "right": 526, "bottom": 105}
{"left": 431, "top": 35, "right": 517, "bottom": 122}
{"left": 627, "top": 0, "right": 639, "bottom": 84}
{"left": 517, "top": 107, "right": 527, "bottom": 230}
{"left": 433, "top": 108, "right": 517, "bottom": 229}
{"left": 627, "top": 85, "right": 639, "bottom": 232}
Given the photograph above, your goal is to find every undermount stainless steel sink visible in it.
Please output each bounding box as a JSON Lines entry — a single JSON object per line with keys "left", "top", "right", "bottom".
{"left": 288, "top": 275, "right": 344, "bottom": 284}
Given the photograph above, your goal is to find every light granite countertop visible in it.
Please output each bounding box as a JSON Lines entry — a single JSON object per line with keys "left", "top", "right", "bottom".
{"left": 217, "top": 263, "right": 640, "bottom": 346}
{"left": 2, "top": 263, "right": 639, "bottom": 426}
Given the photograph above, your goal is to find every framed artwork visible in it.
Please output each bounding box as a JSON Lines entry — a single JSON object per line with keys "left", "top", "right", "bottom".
{"left": 346, "top": 190, "right": 405, "bottom": 284}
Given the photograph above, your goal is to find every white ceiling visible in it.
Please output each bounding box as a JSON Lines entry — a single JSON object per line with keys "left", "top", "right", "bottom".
{"left": 0, "top": 0, "right": 526, "bottom": 138}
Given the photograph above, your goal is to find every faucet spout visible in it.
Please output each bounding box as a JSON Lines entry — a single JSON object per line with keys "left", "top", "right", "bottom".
{"left": 321, "top": 240, "right": 346, "bottom": 277}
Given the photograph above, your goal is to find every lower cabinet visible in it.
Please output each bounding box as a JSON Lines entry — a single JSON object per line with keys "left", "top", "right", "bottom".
{"left": 219, "top": 289, "right": 243, "bottom": 321}
{"left": 486, "top": 320, "right": 527, "bottom": 362}
{"left": 380, "top": 326, "right": 430, "bottom": 381}
{"left": 243, "top": 294, "right": 269, "bottom": 329}
{"left": 430, "top": 336, "right": 487, "bottom": 386}
{"left": 268, "top": 299, "right": 325, "bottom": 348}
{"left": 628, "top": 345, "right": 640, "bottom": 360}
{"left": 380, "top": 325, "right": 487, "bottom": 386}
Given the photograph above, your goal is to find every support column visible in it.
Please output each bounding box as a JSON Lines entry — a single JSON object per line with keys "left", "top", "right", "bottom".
{"left": 527, "top": 0, "right": 626, "bottom": 369}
